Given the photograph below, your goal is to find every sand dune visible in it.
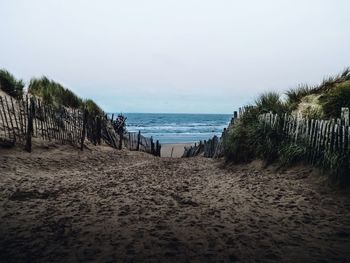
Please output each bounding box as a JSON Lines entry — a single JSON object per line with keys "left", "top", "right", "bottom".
{"left": 0, "top": 144, "right": 350, "bottom": 262}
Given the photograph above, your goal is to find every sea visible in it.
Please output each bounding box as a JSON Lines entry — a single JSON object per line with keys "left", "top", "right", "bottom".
{"left": 120, "top": 113, "right": 232, "bottom": 144}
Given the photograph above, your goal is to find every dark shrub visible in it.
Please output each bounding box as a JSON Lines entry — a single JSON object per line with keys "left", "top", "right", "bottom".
{"left": 224, "top": 106, "right": 285, "bottom": 164}
{"left": 0, "top": 69, "right": 24, "bottom": 99}
{"left": 255, "top": 92, "right": 287, "bottom": 114}
{"left": 319, "top": 81, "right": 350, "bottom": 118}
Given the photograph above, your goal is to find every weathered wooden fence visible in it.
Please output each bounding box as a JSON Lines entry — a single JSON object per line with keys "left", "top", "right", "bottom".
{"left": 0, "top": 94, "right": 115, "bottom": 151}
{"left": 124, "top": 131, "right": 161, "bottom": 156}
{"left": 182, "top": 134, "right": 225, "bottom": 158}
{"left": 182, "top": 109, "right": 243, "bottom": 158}
{"left": 183, "top": 104, "right": 350, "bottom": 165}
{"left": 0, "top": 94, "right": 161, "bottom": 156}
{"left": 259, "top": 107, "right": 350, "bottom": 163}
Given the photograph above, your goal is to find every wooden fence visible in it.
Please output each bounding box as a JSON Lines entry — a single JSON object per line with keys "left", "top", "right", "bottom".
{"left": 124, "top": 131, "right": 161, "bottom": 156}
{"left": 0, "top": 94, "right": 161, "bottom": 156}
{"left": 182, "top": 109, "right": 244, "bottom": 158}
{"left": 182, "top": 105, "right": 350, "bottom": 165}
{"left": 182, "top": 134, "right": 225, "bottom": 158}
{"left": 259, "top": 107, "right": 350, "bottom": 163}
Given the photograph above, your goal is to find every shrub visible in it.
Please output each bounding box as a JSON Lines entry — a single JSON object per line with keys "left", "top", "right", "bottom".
{"left": 255, "top": 92, "right": 287, "bottom": 114}
{"left": 0, "top": 69, "right": 25, "bottom": 99}
{"left": 322, "top": 150, "right": 349, "bottom": 185}
{"left": 279, "top": 142, "right": 308, "bottom": 167}
{"left": 253, "top": 121, "right": 285, "bottom": 164}
{"left": 224, "top": 107, "right": 285, "bottom": 164}
{"left": 319, "top": 81, "right": 350, "bottom": 118}
{"left": 224, "top": 120, "right": 256, "bottom": 163}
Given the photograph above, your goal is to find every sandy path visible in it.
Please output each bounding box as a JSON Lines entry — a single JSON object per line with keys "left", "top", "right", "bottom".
{"left": 0, "top": 145, "right": 350, "bottom": 262}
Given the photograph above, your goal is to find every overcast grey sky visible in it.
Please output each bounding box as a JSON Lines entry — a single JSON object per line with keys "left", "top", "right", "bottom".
{"left": 1, "top": 0, "right": 349, "bottom": 113}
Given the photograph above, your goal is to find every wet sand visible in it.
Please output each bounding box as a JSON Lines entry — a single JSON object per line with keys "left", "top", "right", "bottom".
{"left": 0, "top": 144, "right": 350, "bottom": 262}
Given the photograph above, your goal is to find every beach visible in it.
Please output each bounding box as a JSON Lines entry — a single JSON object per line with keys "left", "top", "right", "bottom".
{"left": 161, "top": 143, "right": 193, "bottom": 157}
{"left": 1, "top": 1, "right": 349, "bottom": 261}
{"left": 1, "top": 143, "right": 350, "bottom": 262}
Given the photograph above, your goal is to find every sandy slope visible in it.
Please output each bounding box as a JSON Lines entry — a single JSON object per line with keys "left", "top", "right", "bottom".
{"left": 0, "top": 144, "right": 350, "bottom": 262}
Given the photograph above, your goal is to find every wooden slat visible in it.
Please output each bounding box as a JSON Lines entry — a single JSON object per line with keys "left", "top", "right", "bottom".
{"left": 0, "top": 96, "right": 12, "bottom": 140}
{"left": 10, "top": 97, "right": 20, "bottom": 138}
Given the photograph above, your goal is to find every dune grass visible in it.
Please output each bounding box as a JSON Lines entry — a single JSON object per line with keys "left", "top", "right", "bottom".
{"left": 255, "top": 92, "right": 287, "bottom": 114}
{"left": 2, "top": 68, "right": 105, "bottom": 119}
{"left": 28, "top": 76, "right": 103, "bottom": 117}
{"left": 285, "top": 84, "right": 313, "bottom": 110}
{"left": 286, "top": 68, "right": 350, "bottom": 114}
{"left": 0, "top": 69, "right": 25, "bottom": 99}
{"left": 84, "top": 99, "right": 103, "bottom": 116}
{"left": 28, "top": 77, "right": 83, "bottom": 108}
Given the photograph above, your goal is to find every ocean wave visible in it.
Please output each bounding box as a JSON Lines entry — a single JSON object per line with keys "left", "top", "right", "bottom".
{"left": 127, "top": 125, "right": 227, "bottom": 132}
{"left": 123, "top": 113, "right": 231, "bottom": 143}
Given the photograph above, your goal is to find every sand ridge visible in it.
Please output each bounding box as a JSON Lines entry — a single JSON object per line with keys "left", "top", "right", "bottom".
{"left": 0, "top": 144, "right": 350, "bottom": 262}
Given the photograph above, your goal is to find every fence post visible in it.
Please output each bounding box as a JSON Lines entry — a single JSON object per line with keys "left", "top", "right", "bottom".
{"left": 156, "top": 140, "right": 161, "bottom": 156}
{"left": 96, "top": 116, "right": 101, "bottom": 145}
{"left": 150, "top": 137, "right": 155, "bottom": 154}
{"left": 80, "top": 109, "right": 87, "bottom": 151}
{"left": 111, "top": 113, "right": 114, "bottom": 124}
{"left": 25, "top": 98, "right": 34, "bottom": 152}
{"left": 137, "top": 130, "right": 141, "bottom": 151}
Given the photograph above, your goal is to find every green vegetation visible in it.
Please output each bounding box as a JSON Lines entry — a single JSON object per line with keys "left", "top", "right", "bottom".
{"left": 84, "top": 99, "right": 103, "bottom": 116}
{"left": 28, "top": 76, "right": 103, "bottom": 117}
{"left": 255, "top": 92, "right": 287, "bottom": 114}
{"left": 285, "top": 68, "right": 350, "bottom": 117}
{"left": 224, "top": 68, "right": 350, "bottom": 184}
{"left": 286, "top": 84, "right": 313, "bottom": 110}
{"left": 224, "top": 105, "right": 285, "bottom": 165}
{"left": 0, "top": 69, "right": 104, "bottom": 118}
{"left": 28, "top": 77, "right": 83, "bottom": 108}
{"left": 224, "top": 110, "right": 258, "bottom": 163}
{"left": 278, "top": 141, "right": 308, "bottom": 167}
{"left": 0, "top": 69, "right": 25, "bottom": 99}
{"left": 319, "top": 81, "right": 350, "bottom": 118}
{"left": 296, "top": 94, "right": 323, "bottom": 119}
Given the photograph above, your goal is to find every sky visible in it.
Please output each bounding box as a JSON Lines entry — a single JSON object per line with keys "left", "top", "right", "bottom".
{"left": 1, "top": 0, "right": 350, "bottom": 114}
